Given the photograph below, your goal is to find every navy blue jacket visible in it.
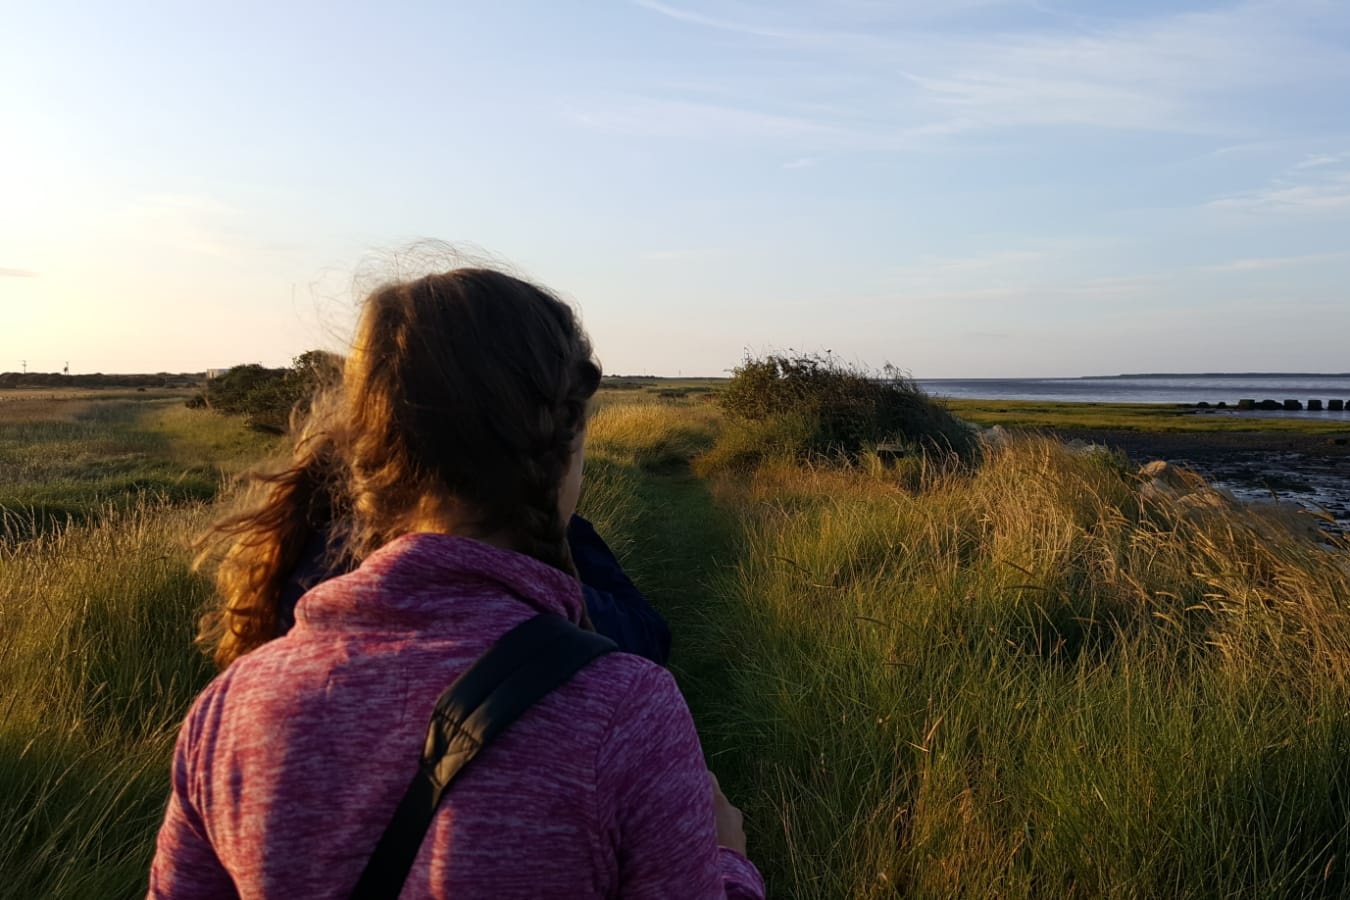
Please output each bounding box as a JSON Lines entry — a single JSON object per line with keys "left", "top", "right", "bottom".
{"left": 567, "top": 515, "right": 672, "bottom": 666}
{"left": 278, "top": 515, "right": 671, "bottom": 666}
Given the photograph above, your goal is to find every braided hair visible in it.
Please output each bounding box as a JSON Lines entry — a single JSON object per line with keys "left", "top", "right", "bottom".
{"left": 198, "top": 266, "right": 600, "bottom": 668}
{"left": 340, "top": 268, "right": 600, "bottom": 572}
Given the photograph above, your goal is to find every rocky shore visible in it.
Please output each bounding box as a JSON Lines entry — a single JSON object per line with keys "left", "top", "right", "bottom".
{"left": 1051, "top": 428, "right": 1350, "bottom": 530}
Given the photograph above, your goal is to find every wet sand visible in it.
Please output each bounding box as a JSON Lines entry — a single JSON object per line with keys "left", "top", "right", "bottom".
{"left": 1050, "top": 428, "right": 1350, "bottom": 527}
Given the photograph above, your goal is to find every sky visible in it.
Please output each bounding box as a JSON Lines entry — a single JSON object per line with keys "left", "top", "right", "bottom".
{"left": 3, "top": 0, "right": 1349, "bottom": 378}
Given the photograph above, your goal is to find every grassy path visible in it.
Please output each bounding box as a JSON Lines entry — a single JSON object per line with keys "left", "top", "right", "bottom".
{"left": 605, "top": 463, "right": 808, "bottom": 896}
{"left": 613, "top": 468, "right": 748, "bottom": 759}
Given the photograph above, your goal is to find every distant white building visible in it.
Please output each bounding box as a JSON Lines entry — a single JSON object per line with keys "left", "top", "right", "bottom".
{"left": 205, "top": 368, "right": 232, "bottom": 380}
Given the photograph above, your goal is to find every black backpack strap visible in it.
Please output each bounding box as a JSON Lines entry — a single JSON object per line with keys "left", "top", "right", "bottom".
{"left": 351, "top": 613, "right": 617, "bottom": 899}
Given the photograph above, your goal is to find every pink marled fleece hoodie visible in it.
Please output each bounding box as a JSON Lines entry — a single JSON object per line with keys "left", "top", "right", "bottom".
{"left": 148, "top": 533, "right": 764, "bottom": 899}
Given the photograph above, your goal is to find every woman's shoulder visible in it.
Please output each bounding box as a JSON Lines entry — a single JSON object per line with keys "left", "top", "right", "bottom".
{"left": 547, "top": 652, "right": 695, "bottom": 770}
{"left": 543, "top": 650, "right": 686, "bottom": 734}
{"left": 566, "top": 646, "right": 673, "bottom": 696}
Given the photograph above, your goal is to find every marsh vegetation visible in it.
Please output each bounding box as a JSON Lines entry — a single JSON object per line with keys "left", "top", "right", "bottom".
{"left": 3, "top": 377, "right": 1350, "bottom": 898}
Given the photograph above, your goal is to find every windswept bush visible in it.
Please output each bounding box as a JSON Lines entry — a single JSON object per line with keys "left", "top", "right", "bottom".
{"left": 196, "top": 351, "right": 342, "bottom": 432}
{"left": 714, "top": 353, "right": 976, "bottom": 467}
{"left": 200, "top": 364, "right": 287, "bottom": 415}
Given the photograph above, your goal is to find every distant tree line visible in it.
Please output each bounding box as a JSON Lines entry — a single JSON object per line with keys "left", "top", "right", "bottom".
{"left": 0, "top": 371, "right": 198, "bottom": 389}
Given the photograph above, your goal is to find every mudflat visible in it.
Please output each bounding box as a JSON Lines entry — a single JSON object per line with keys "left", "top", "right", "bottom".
{"left": 1050, "top": 427, "right": 1350, "bottom": 526}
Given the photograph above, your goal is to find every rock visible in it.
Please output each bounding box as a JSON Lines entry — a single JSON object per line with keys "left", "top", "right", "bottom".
{"left": 1330, "top": 399, "right": 1345, "bottom": 412}
{"left": 980, "top": 425, "right": 1010, "bottom": 447}
{"left": 1175, "top": 490, "right": 1233, "bottom": 515}
{"left": 1216, "top": 401, "right": 1228, "bottom": 409}
{"left": 1238, "top": 399, "right": 1256, "bottom": 410}
{"left": 875, "top": 443, "right": 912, "bottom": 462}
{"left": 1283, "top": 399, "right": 1302, "bottom": 411}
{"left": 1138, "top": 460, "right": 1169, "bottom": 479}
{"left": 1138, "top": 461, "right": 1239, "bottom": 520}
{"left": 1065, "top": 438, "right": 1110, "bottom": 455}
{"left": 1258, "top": 399, "right": 1281, "bottom": 410}
{"left": 1138, "top": 460, "right": 1206, "bottom": 499}
{"left": 1197, "top": 401, "right": 1210, "bottom": 408}
{"left": 1308, "top": 399, "right": 1324, "bottom": 411}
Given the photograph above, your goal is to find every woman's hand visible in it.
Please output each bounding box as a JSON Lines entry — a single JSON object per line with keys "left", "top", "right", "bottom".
{"left": 709, "top": 771, "right": 747, "bottom": 855}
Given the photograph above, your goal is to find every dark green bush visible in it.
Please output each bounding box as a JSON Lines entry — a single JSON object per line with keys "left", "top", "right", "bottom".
{"left": 717, "top": 353, "right": 976, "bottom": 461}
{"left": 202, "top": 364, "right": 287, "bottom": 415}
{"left": 198, "top": 351, "right": 342, "bottom": 432}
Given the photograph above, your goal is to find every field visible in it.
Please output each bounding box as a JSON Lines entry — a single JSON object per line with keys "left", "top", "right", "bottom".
{"left": 4, "top": 387, "right": 1350, "bottom": 897}
{"left": 945, "top": 398, "right": 1350, "bottom": 435}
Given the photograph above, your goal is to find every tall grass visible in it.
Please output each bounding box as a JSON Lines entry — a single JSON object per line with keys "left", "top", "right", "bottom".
{"left": 0, "top": 500, "right": 217, "bottom": 899}
{"left": 691, "top": 437, "right": 1350, "bottom": 897}
{"left": 587, "top": 393, "right": 720, "bottom": 471}
{"left": 0, "top": 393, "right": 279, "bottom": 545}
{"left": 0, "top": 397, "right": 660, "bottom": 897}
{"left": 7, "top": 390, "right": 1350, "bottom": 897}
{"left": 0, "top": 392, "right": 278, "bottom": 897}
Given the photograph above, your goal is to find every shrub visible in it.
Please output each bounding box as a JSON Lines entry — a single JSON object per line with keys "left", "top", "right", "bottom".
{"left": 202, "top": 364, "right": 288, "bottom": 415}
{"left": 198, "top": 351, "right": 342, "bottom": 433}
{"left": 716, "top": 353, "right": 976, "bottom": 463}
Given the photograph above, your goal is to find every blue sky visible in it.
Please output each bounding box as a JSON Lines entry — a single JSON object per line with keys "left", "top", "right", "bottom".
{"left": 3, "top": 0, "right": 1349, "bottom": 377}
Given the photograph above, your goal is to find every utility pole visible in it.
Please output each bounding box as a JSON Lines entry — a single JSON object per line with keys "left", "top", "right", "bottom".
{"left": 21, "top": 360, "right": 26, "bottom": 374}
{"left": 64, "top": 361, "right": 70, "bottom": 376}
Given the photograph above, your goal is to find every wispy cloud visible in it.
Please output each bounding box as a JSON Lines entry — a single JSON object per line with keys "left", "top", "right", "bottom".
{"left": 1293, "top": 152, "right": 1350, "bottom": 170}
{"left": 880, "top": 247, "right": 1079, "bottom": 294}
{"left": 615, "top": 0, "right": 1350, "bottom": 145}
{"left": 639, "top": 247, "right": 729, "bottom": 262}
{"left": 0, "top": 267, "right": 38, "bottom": 278}
{"left": 118, "top": 194, "right": 245, "bottom": 257}
{"left": 635, "top": 0, "right": 1035, "bottom": 37}
{"left": 633, "top": 0, "right": 804, "bottom": 40}
{"left": 115, "top": 194, "right": 301, "bottom": 258}
{"left": 781, "top": 156, "right": 818, "bottom": 169}
{"left": 1201, "top": 252, "right": 1345, "bottom": 272}
{"left": 1209, "top": 163, "right": 1350, "bottom": 215}
{"left": 561, "top": 97, "right": 846, "bottom": 141}
{"left": 891, "top": 273, "right": 1164, "bottom": 310}
{"left": 890, "top": 249, "right": 1049, "bottom": 280}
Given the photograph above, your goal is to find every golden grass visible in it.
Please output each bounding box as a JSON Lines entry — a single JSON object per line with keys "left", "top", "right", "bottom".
{"left": 0, "top": 499, "right": 217, "bottom": 898}
{"left": 691, "top": 432, "right": 1350, "bottom": 897}
{"left": 6, "top": 391, "right": 1350, "bottom": 897}
{"left": 587, "top": 396, "right": 721, "bottom": 470}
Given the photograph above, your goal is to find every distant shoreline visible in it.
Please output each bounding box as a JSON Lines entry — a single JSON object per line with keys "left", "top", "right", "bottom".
{"left": 924, "top": 372, "right": 1350, "bottom": 380}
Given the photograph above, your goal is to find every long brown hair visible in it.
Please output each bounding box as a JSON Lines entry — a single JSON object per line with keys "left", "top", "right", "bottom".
{"left": 197, "top": 267, "right": 601, "bottom": 669}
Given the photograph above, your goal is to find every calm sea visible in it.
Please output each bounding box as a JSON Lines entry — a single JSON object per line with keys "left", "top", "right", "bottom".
{"left": 918, "top": 374, "right": 1350, "bottom": 421}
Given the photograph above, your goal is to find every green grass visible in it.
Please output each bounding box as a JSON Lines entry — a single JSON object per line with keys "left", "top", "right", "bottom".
{"left": 0, "top": 390, "right": 280, "bottom": 545}
{"left": 946, "top": 398, "right": 1350, "bottom": 435}
{"left": 6, "top": 391, "right": 1350, "bottom": 897}
{"left": 0, "top": 499, "right": 219, "bottom": 898}
{"left": 0, "top": 393, "right": 277, "bottom": 898}
{"left": 589, "top": 401, "right": 1350, "bottom": 898}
